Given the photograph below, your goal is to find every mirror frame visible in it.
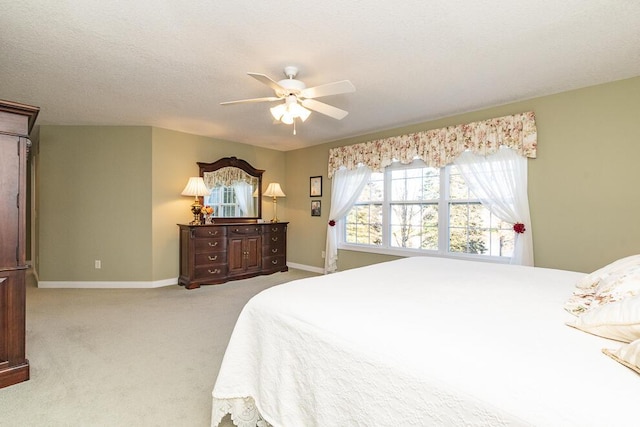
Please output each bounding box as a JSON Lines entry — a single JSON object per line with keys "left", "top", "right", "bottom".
{"left": 197, "top": 157, "right": 264, "bottom": 223}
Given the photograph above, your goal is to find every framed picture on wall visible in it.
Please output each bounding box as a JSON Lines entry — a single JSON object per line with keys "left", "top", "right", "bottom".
{"left": 311, "top": 200, "right": 321, "bottom": 216}
{"left": 310, "top": 176, "right": 322, "bottom": 197}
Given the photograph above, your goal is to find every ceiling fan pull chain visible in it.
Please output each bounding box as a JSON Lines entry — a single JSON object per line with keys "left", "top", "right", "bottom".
{"left": 293, "top": 119, "right": 297, "bottom": 135}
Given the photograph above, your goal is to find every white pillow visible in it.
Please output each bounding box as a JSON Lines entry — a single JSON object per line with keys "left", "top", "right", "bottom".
{"left": 568, "top": 294, "right": 640, "bottom": 342}
{"left": 602, "top": 338, "right": 640, "bottom": 375}
{"left": 565, "top": 254, "right": 640, "bottom": 315}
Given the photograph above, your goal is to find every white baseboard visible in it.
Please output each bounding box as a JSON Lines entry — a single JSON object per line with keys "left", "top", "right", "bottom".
{"left": 36, "top": 264, "right": 323, "bottom": 289}
{"left": 287, "top": 262, "right": 324, "bottom": 275}
{"left": 37, "top": 277, "right": 179, "bottom": 289}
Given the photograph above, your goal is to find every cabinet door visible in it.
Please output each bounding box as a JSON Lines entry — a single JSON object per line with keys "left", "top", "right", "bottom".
{"left": 228, "top": 236, "right": 246, "bottom": 275}
{"left": 244, "top": 236, "right": 262, "bottom": 273}
{"left": 0, "top": 135, "right": 20, "bottom": 269}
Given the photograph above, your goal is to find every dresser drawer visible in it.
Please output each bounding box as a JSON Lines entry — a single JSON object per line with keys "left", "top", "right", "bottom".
{"left": 194, "top": 265, "right": 228, "bottom": 280}
{"left": 229, "top": 225, "right": 262, "bottom": 236}
{"left": 194, "top": 237, "right": 227, "bottom": 253}
{"left": 264, "top": 233, "right": 285, "bottom": 245}
{"left": 194, "top": 227, "right": 227, "bottom": 238}
{"left": 194, "top": 252, "right": 227, "bottom": 266}
{"left": 263, "top": 255, "right": 286, "bottom": 269}
{"left": 263, "top": 242, "right": 285, "bottom": 257}
{"left": 263, "top": 224, "right": 286, "bottom": 234}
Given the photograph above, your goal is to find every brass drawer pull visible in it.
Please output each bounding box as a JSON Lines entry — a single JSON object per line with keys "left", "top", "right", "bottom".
{"left": 208, "top": 255, "right": 218, "bottom": 261}
{"left": 271, "top": 248, "right": 278, "bottom": 253}
{"left": 208, "top": 241, "right": 218, "bottom": 247}
{"left": 271, "top": 260, "right": 279, "bottom": 265}
{"left": 271, "top": 237, "right": 278, "bottom": 242}
{"left": 208, "top": 230, "right": 218, "bottom": 236}
{"left": 271, "top": 227, "right": 279, "bottom": 232}
{"left": 208, "top": 268, "right": 221, "bottom": 274}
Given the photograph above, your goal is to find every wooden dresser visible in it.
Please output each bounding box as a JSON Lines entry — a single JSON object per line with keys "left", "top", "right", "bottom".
{"left": 178, "top": 222, "right": 288, "bottom": 289}
{"left": 0, "top": 100, "right": 39, "bottom": 389}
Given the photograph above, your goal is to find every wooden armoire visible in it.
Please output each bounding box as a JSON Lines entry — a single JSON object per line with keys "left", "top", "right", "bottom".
{"left": 0, "top": 99, "right": 39, "bottom": 389}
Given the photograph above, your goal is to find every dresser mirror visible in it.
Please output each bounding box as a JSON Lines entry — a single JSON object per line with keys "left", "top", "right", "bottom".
{"left": 198, "top": 157, "right": 264, "bottom": 222}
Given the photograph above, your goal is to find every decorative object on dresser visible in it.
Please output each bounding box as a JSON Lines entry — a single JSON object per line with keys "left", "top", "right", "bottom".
{"left": 178, "top": 223, "right": 288, "bottom": 289}
{"left": 0, "top": 99, "right": 39, "bottom": 389}
{"left": 262, "top": 182, "right": 286, "bottom": 222}
{"left": 181, "top": 176, "right": 211, "bottom": 224}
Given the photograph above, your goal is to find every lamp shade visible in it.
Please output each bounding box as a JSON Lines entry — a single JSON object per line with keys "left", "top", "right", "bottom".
{"left": 181, "top": 177, "right": 211, "bottom": 197}
{"left": 263, "top": 182, "right": 286, "bottom": 198}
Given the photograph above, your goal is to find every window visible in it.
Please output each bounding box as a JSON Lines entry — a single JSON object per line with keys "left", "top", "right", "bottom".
{"left": 342, "top": 161, "right": 515, "bottom": 261}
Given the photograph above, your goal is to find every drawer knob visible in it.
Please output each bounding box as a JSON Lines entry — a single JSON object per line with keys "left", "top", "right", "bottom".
{"left": 271, "top": 248, "right": 278, "bottom": 253}
{"left": 271, "top": 237, "right": 278, "bottom": 242}
{"left": 208, "top": 241, "right": 218, "bottom": 247}
{"left": 208, "top": 255, "right": 218, "bottom": 261}
{"left": 271, "top": 259, "right": 279, "bottom": 265}
{"left": 208, "top": 268, "right": 221, "bottom": 274}
{"left": 208, "top": 230, "right": 218, "bottom": 236}
{"left": 271, "top": 227, "right": 278, "bottom": 232}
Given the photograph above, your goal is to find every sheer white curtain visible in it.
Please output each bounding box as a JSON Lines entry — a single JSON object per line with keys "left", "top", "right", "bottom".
{"left": 232, "top": 181, "right": 253, "bottom": 216}
{"left": 453, "top": 146, "right": 533, "bottom": 266}
{"left": 324, "top": 166, "right": 371, "bottom": 273}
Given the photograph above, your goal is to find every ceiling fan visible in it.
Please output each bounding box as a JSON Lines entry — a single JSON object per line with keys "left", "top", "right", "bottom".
{"left": 220, "top": 66, "right": 355, "bottom": 134}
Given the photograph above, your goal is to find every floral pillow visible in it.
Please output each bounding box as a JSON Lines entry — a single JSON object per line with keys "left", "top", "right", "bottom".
{"left": 603, "top": 338, "right": 640, "bottom": 375}
{"left": 568, "top": 294, "right": 640, "bottom": 342}
{"left": 565, "top": 254, "right": 640, "bottom": 315}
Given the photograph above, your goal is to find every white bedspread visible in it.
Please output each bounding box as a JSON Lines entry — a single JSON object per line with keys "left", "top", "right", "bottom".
{"left": 211, "top": 257, "right": 639, "bottom": 426}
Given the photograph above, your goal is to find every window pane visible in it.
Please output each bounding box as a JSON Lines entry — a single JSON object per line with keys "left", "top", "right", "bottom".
{"left": 449, "top": 167, "right": 470, "bottom": 200}
{"left": 448, "top": 202, "right": 514, "bottom": 256}
{"left": 358, "top": 172, "right": 384, "bottom": 202}
{"left": 391, "top": 167, "right": 439, "bottom": 201}
{"left": 345, "top": 204, "right": 382, "bottom": 245}
{"left": 390, "top": 203, "right": 438, "bottom": 249}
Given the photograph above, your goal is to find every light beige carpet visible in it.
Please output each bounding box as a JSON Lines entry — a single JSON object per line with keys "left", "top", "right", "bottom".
{"left": 0, "top": 269, "right": 318, "bottom": 427}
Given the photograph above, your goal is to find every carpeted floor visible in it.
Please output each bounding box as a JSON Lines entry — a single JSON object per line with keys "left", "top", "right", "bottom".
{"left": 0, "top": 269, "right": 318, "bottom": 427}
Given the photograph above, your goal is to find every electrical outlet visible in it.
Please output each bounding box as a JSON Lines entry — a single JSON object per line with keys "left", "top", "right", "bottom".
{"left": 95, "top": 260, "right": 101, "bottom": 269}
{"left": 321, "top": 251, "right": 326, "bottom": 259}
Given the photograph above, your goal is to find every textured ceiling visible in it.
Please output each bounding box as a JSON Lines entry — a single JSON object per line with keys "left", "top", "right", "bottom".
{"left": 1, "top": 1, "right": 639, "bottom": 151}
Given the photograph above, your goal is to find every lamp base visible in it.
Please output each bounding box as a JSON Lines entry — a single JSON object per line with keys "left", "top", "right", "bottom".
{"left": 190, "top": 202, "right": 203, "bottom": 225}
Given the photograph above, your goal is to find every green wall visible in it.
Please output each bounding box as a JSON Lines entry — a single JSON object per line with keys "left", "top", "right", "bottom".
{"left": 36, "top": 126, "right": 285, "bottom": 285}
{"left": 285, "top": 76, "right": 640, "bottom": 273}
{"left": 37, "top": 126, "right": 153, "bottom": 281}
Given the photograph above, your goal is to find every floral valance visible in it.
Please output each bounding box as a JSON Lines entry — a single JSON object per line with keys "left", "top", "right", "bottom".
{"left": 203, "top": 167, "right": 255, "bottom": 188}
{"left": 327, "top": 111, "right": 537, "bottom": 178}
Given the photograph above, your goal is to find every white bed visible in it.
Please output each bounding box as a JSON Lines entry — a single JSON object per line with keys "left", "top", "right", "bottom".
{"left": 211, "top": 257, "right": 639, "bottom": 426}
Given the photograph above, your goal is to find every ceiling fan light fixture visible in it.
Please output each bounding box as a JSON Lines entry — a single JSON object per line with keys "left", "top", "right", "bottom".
{"left": 221, "top": 66, "right": 354, "bottom": 131}
{"left": 270, "top": 103, "right": 287, "bottom": 121}
{"left": 281, "top": 113, "right": 294, "bottom": 125}
{"left": 290, "top": 102, "right": 311, "bottom": 122}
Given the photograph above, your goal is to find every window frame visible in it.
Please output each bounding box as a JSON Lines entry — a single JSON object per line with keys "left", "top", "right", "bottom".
{"left": 338, "top": 161, "right": 512, "bottom": 264}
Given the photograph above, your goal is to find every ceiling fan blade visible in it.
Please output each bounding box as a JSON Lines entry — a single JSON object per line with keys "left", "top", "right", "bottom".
{"left": 299, "top": 80, "right": 355, "bottom": 99}
{"left": 220, "top": 97, "right": 281, "bottom": 105}
{"left": 247, "top": 72, "right": 285, "bottom": 93}
{"left": 300, "top": 98, "right": 349, "bottom": 120}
